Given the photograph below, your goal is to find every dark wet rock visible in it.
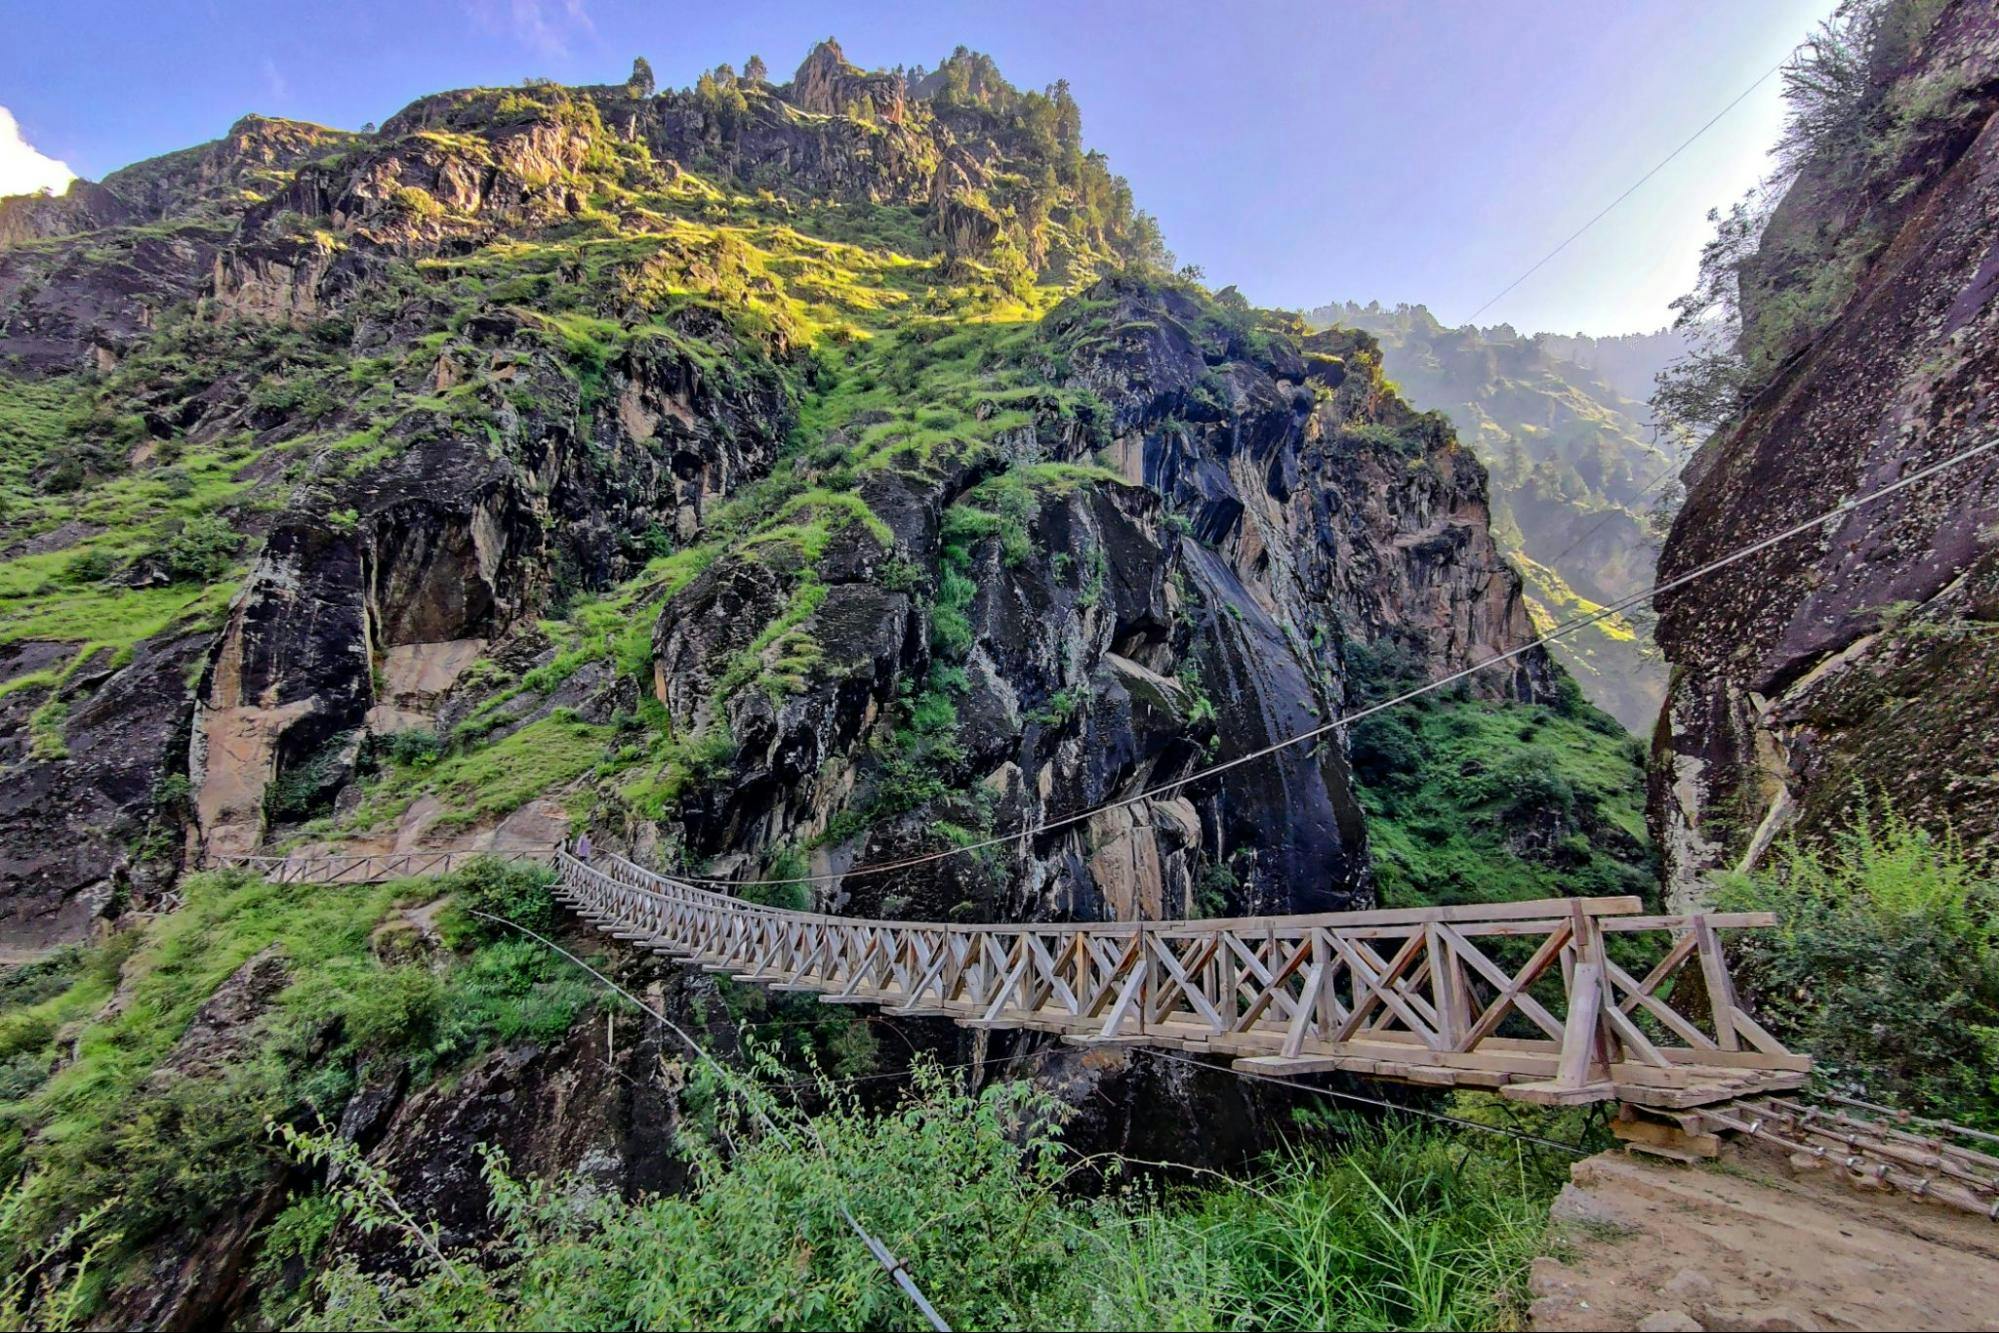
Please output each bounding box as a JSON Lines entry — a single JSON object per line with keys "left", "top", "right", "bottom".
{"left": 344, "top": 984, "right": 688, "bottom": 1266}
{"left": 0, "top": 223, "right": 219, "bottom": 375}
{"left": 0, "top": 630, "right": 209, "bottom": 955}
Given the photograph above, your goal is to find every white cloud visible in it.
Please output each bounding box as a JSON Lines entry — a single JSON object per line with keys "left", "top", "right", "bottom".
{"left": 261, "top": 56, "right": 290, "bottom": 104}
{"left": 464, "top": 0, "right": 594, "bottom": 59}
{"left": 0, "top": 105, "right": 76, "bottom": 199}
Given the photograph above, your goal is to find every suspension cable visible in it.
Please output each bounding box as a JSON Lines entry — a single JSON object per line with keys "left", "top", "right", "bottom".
{"left": 469, "top": 910, "right": 953, "bottom": 1331}
{"left": 1465, "top": 61, "right": 1782, "bottom": 323}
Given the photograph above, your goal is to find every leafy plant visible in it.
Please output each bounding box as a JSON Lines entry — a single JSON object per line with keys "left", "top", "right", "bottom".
{"left": 441, "top": 856, "right": 562, "bottom": 939}
{"left": 162, "top": 514, "right": 240, "bottom": 583}
{"left": 282, "top": 1054, "right": 1560, "bottom": 1332}
{"left": 1714, "top": 807, "right": 1999, "bottom": 1127}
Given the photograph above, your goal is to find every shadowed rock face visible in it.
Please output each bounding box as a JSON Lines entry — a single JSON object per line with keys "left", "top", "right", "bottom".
{"left": 1651, "top": 1, "right": 1999, "bottom": 902}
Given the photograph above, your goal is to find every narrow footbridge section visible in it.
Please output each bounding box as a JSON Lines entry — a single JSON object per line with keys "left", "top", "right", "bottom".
{"left": 554, "top": 850, "right": 1802, "bottom": 1110}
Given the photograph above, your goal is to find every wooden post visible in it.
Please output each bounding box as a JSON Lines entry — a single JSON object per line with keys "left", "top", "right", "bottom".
{"left": 1693, "top": 914, "right": 1742, "bottom": 1051}
{"left": 1555, "top": 961, "right": 1604, "bottom": 1090}
{"left": 1426, "top": 920, "right": 1467, "bottom": 1050}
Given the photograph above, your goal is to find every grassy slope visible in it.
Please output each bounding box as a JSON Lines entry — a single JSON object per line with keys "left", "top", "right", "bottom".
{"left": 1354, "top": 685, "right": 1656, "bottom": 910}
{"left": 0, "top": 863, "right": 601, "bottom": 1300}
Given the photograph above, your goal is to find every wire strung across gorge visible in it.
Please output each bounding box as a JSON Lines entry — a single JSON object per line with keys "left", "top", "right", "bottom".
{"left": 467, "top": 910, "right": 954, "bottom": 1332}
{"left": 661, "top": 433, "right": 1999, "bottom": 888}
{"left": 1463, "top": 60, "right": 1783, "bottom": 324}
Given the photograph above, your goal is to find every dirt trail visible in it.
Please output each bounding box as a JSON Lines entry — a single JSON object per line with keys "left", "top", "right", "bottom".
{"left": 1529, "top": 1145, "right": 1999, "bottom": 1332}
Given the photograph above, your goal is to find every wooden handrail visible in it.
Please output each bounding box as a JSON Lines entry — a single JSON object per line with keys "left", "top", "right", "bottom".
{"left": 210, "top": 843, "right": 1802, "bottom": 1108}
{"left": 553, "top": 849, "right": 1806, "bottom": 1110}
{"left": 211, "top": 847, "right": 558, "bottom": 884}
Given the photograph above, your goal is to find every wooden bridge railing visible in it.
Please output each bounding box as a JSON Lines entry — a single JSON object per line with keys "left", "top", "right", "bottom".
{"left": 557, "top": 850, "right": 1806, "bottom": 1109}
{"left": 213, "top": 847, "right": 557, "bottom": 885}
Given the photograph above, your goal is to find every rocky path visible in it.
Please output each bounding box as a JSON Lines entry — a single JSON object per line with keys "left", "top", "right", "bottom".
{"left": 1529, "top": 1145, "right": 1999, "bottom": 1332}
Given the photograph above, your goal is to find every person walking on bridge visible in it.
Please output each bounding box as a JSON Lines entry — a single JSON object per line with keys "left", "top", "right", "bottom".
{"left": 575, "top": 830, "right": 592, "bottom": 861}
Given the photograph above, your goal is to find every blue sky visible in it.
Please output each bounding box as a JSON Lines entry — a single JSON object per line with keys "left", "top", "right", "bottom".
{"left": 0, "top": 0, "right": 1836, "bottom": 334}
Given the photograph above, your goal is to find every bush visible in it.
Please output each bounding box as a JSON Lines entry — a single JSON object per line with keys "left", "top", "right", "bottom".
{"left": 1714, "top": 809, "right": 1999, "bottom": 1127}
{"left": 163, "top": 514, "right": 241, "bottom": 583}
{"left": 60, "top": 549, "right": 114, "bottom": 585}
{"left": 387, "top": 185, "right": 444, "bottom": 220}
{"left": 1349, "top": 713, "right": 1422, "bottom": 786}
{"left": 289, "top": 1058, "right": 1561, "bottom": 1332}
{"left": 381, "top": 728, "right": 443, "bottom": 768}
{"left": 443, "top": 856, "right": 561, "bottom": 939}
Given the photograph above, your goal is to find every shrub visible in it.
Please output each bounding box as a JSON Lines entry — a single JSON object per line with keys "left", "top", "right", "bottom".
{"left": 60, "top": 549, "right": 114, "bottom": 585}
{"left": 163, "top": 514, "right": 241, "bottom": 583}
{"left": 387, "top": 185, "right": 444, "bottom": 220}
{"left": 1349, "top": 713, "right": 1422, "bottom": 786}
{"left": 287, "top": 1058, "right": 1561, "bottom": 1332}
{"left": 443, "top": 856, "right": 561, "bottom": 939}
{"left": 381, "top": 728, "right": 443, "bottom": 768}
{"left": 1714, "top": 808, "right": 1999, "bottom": 1126}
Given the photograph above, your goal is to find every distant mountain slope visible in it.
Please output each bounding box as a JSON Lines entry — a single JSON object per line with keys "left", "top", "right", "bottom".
{"left": 1306, "top": 301, "right": 1691, "bottom": 731}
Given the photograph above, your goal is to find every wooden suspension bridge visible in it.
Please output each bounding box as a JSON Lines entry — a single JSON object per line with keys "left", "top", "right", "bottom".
{"left": 554, "top": 850, "right": 1804, "bottom": 1110}
{"left": 218, "top": 845, "right": 1999, "bottom": 1217}
{"left": 224, "top": 845, "right": 1807, "bottom": 1111}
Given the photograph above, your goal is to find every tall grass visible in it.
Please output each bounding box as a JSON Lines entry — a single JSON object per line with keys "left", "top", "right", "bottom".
{"left": 1072, "top": 1121, "right": 1555, "bottom": 1330}
{"left": 284, "top": 1057, "right": 1558, "bottom": 1332}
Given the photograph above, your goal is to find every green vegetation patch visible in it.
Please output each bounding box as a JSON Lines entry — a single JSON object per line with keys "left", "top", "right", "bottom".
{"left": 1349, "top": 651, "right": 1655, "bottom": 909}
{"left": 1716, "top": 809, "right": 1999, "bottom": 1129}
{"left": 354, "top": 710, "right": 613, "bottom": 832}
{"left": 279, "top": 1061, "right": 1561, "bottom": 1332}
{"left": 0, "top": 858, "right": 593, "bottom": 1318}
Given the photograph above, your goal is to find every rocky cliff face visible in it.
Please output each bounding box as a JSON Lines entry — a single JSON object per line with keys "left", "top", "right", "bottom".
{"left": 0, "top": 43, "right": 1548, "bottom": 949}
{"left": 1311, "top": 301, "right": 1687, "bottom": 733}
{"left": 1651, "top": 0, "right": 1999, "bottom": 902}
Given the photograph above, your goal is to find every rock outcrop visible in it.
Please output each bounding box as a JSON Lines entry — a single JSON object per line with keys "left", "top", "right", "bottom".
{"left": 647, "top": 276, "right": 1547, "bottom": 920}
{"left": 1651, "top": 0, "right": 1999, "bottom": 900}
